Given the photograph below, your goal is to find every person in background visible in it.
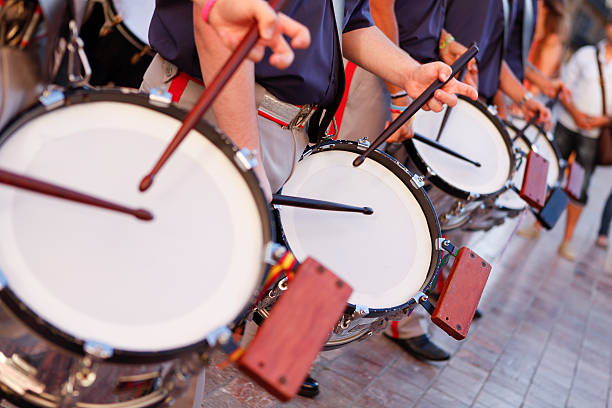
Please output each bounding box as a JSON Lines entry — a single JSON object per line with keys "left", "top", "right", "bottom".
{"left": 528, "top": 0, "right": 567, "bottom": 96}
{"left": 597, "top": 190, "right": 612, "bottom": 249}
{"left": 545, "top": 17, "right": 612, "bottom": 260}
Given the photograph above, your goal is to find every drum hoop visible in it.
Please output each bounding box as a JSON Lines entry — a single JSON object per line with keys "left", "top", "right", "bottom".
{"left": 405, "top": 95, "right": 516, "bottom": 200}
{"left": 505, "top": 120, "right": 564, "bottom": 187}
{"left": 0, "top": 88, "right": 274, "bottom": 364}
{"left": 107, "top": 0, "right": 153, "bottom": 53}
{"left": 280, "top": 140, "right": 442, "bottom": 317}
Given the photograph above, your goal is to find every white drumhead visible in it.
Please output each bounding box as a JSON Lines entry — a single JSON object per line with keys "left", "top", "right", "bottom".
{"left": 512, "top": 118, "right": 560, "bottom": 187}
{"left": 112, "top": 0, "right": 156, "bottom": 45}
{"left": 413, "top": 99, "right": 512, "bottom": 195}
{"left": 495, "top": 135, "right": 530, "bottom": 210}
{"left": 0, "top": 101, "right": 265, "bottom": 352}
{"left": 279, "top": 149, "right": 432, "bottom": 309}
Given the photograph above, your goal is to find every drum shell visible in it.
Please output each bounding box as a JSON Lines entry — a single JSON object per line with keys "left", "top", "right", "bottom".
{"left": 0, "top": 305, "right": 170, "bottom": 408}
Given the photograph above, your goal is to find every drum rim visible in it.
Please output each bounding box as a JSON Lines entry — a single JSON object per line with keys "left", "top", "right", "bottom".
{"left": 0, "top": 88, "right": 274, "bottom": 364}
{"left": 404, "top": 95, "right": 517, "bottom": 201}
{"left": 504, "top": 119, "right": 564, "bottom": 187}
{"left": 278, "top": 140, "right": 443, "bottom": 318}
{"left": 107, "top": 0, "right": 153, "bottom": 52}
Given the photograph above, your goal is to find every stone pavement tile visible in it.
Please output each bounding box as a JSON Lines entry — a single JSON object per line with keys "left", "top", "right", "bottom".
{"left": 531, "top": 363, "right": 575, "bottom": 389}
{"left": 571, "top": 364, "right": 610, "bottom": 402}
{"left": 348, "top": 333, "right": 401, "bottom": 365}
{"left": 205, "top": 351, "right": 243, "bottom": 395}
{"left": 366, "top": 365, "right": 424, "bottom": 401}
{"left": 479, "top": 377, "right": 526, "bottom": 406}
{"left": 472, "top": 390, "right": 517, "bottom": 408}
{"left": 221, "top": 376, "right": 277, "bottom": 408}
{"left": 447, "top": 354, "right": 489, "bottom": 381}
{"left": 279, "top": 368, "right": 360, "bottom": 408}
{"left": 327, "top": 349, "right": 385, "bottom": 388}
{"left": 351, "top": 391, "right": 414, "bottom": 408}
{"left": 567, "top": 387, "right": 608, "bottom": 408}
{"left": 524, "top": 378, "right": 571, "bottom": 407}
{"left": 522, "top": 393, "right": 561, "bottom": 408}
{"left": 391, "top": 352, "right": 442, "bottom": 389}
{"left": 202, "top": 388, "right": 249, "bottom": 408}
{"left": 430, "top": 365, "right": 486, "bottom": 405}
{"left": 412, "top": 387, "right": 469, "bottom": 408}
{"left": 454, "top": 343, "right": 499, "bottom": 372}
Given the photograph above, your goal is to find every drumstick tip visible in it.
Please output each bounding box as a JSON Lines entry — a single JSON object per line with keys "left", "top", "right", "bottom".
{"left": 134, "top": 209, "right": 154, "bottom": 221}
{"left": 139, "top": 175, "right": 154, "bottom": 192}
{"left": 363, "top": 207, "right": 374, "bottom": 215}
{"left": 353, "top": 156, "right": 365, "bottom": 167}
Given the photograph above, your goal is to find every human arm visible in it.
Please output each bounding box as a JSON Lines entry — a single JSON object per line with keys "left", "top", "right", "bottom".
{"left": 369, "top": 0, "right": 413, "bottom": 141}
{"left": 193, "top": 2, "right": 272, "bottom": 200}
{"left": 525, "top": 62, "right": 571, "bottom": 103}
{"left": 194, "top": 0, "right": 311, "bottom": 69}
{"left": 499, "top": 60, "right": 551, "bottom": 128}
{"left": 342, "top": 25, "right": 478, "bottom": 112}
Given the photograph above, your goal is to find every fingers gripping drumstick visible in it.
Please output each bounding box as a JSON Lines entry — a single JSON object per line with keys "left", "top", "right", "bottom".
{"left": 139, "top": 0, "right": 287, "bottom": 192}
{"left": 353, "top": 44, "right": 479, "bottom": 167}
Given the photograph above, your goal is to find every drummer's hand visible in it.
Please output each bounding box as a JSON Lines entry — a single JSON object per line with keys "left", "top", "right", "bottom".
{"left": 203, "top": 0, "right": 311, "bottom": 69}
{"left": 542, "top": 78, "right": 572, "bottom": 105}
{"left": 521, "top": 98, "right": 552, "bottom": 130}
{"left": 385, "top": 107, "right": 414, "bottom": 143}
{"left": 439, "top": 34, "right": 479, "bottom": 88}
{"left": 404, "top": 62, "right": 478, "bottom": 112}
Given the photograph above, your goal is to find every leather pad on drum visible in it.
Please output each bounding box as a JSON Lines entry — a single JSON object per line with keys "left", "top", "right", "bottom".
{"left": 239, "top": 258, "right": 352, "bottom": 401}
{"left": 565, "top": 161, "right": 585, "bottom": 201}
{"left": 519, "top": 151, "right": 549, "bottom": 210}
{"left": 431, "top": 248, "right": 491, "bottom": 340}
{"left": 536, "top": 187, "right": 570, "bottom": 230}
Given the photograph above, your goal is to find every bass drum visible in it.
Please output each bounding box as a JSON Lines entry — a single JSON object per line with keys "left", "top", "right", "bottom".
{"left": 405, "top": 95, "right": 516, "bottom": 232}
{"left": 278, "top": 140, "right": 442, "bottom": 349}
{"left": 0, "top": 88, "right": 272, "bottom": 407}
{"left": 80, "top": 0, "right": 156, "bottom": 88}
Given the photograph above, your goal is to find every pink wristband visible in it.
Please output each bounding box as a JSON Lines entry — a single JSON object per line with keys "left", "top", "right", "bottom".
{"left": 201, "top": 0, "right": 218, "bottom": 23}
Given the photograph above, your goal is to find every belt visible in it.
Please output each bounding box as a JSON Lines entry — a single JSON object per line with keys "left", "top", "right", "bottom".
{"left": 257, "top": 93, "right": 316, "bottom": 129}
{"left": 168, "top": 71, "right": 316, "bottom": 130}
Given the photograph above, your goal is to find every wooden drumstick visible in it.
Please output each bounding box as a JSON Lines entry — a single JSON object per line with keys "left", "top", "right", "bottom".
{"left": 0, "top": 168, "right": 154, "bottom": 221}
{"left": 353, "top": 44, "right": 479, "bottom": 167}
{"left": 139, "top": 0, "right": 287, "bottom": 192}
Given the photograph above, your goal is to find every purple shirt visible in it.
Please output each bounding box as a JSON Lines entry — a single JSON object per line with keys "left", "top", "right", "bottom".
{"left": 395, "top": 0, "right": 446, "bottom": 63}
{"left": 148, "top": 0, "right": 373, "bottom": 107}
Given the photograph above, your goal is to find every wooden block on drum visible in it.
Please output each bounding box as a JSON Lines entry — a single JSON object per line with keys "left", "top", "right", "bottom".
{"left": 535, "top": 187, "right": 569, "bottom": 230}
{"left": 565, "top": 161, "right": 585, "bottom": 201}
{"left": 238, "top": 258, "right": 352, "bottom": 401}
{"left": 519, "top": 150, "right": 549, "bottom": 210}
{"left": 431, "top": 248, "right": 491, "bottom": 340}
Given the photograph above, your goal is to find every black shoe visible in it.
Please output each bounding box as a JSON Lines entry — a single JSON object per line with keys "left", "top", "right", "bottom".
{"left": 473, "top": 308, "right": 483, "bottom": 320}
{"left": 297, "top": 376, "right": 319, "bottom": 398}
{"left": 384, "top": 334, "right": 450, "bottom": 361}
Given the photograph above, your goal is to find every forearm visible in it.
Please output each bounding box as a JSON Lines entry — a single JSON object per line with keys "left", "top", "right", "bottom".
{"left": 499, "top": 60, "right": 528, "bottom": 103}
{"left": 342, "top": 26, "right": 419, "bottom": 91}
{"left": 525, "top": 62, "right": 550, "bottom": 90}
{"left": 193, "top": 3, "right": 260, "bottom": 153}
{"left": 369, "top": 0, "right": 403, "bottom": 94}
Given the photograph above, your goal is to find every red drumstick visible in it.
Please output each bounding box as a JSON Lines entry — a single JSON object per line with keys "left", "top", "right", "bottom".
{"left": 139, "top": 0, "right": 287, "bottom": 192}
{"left": 0, "top": 168, "right": 154, "bottom": 221}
